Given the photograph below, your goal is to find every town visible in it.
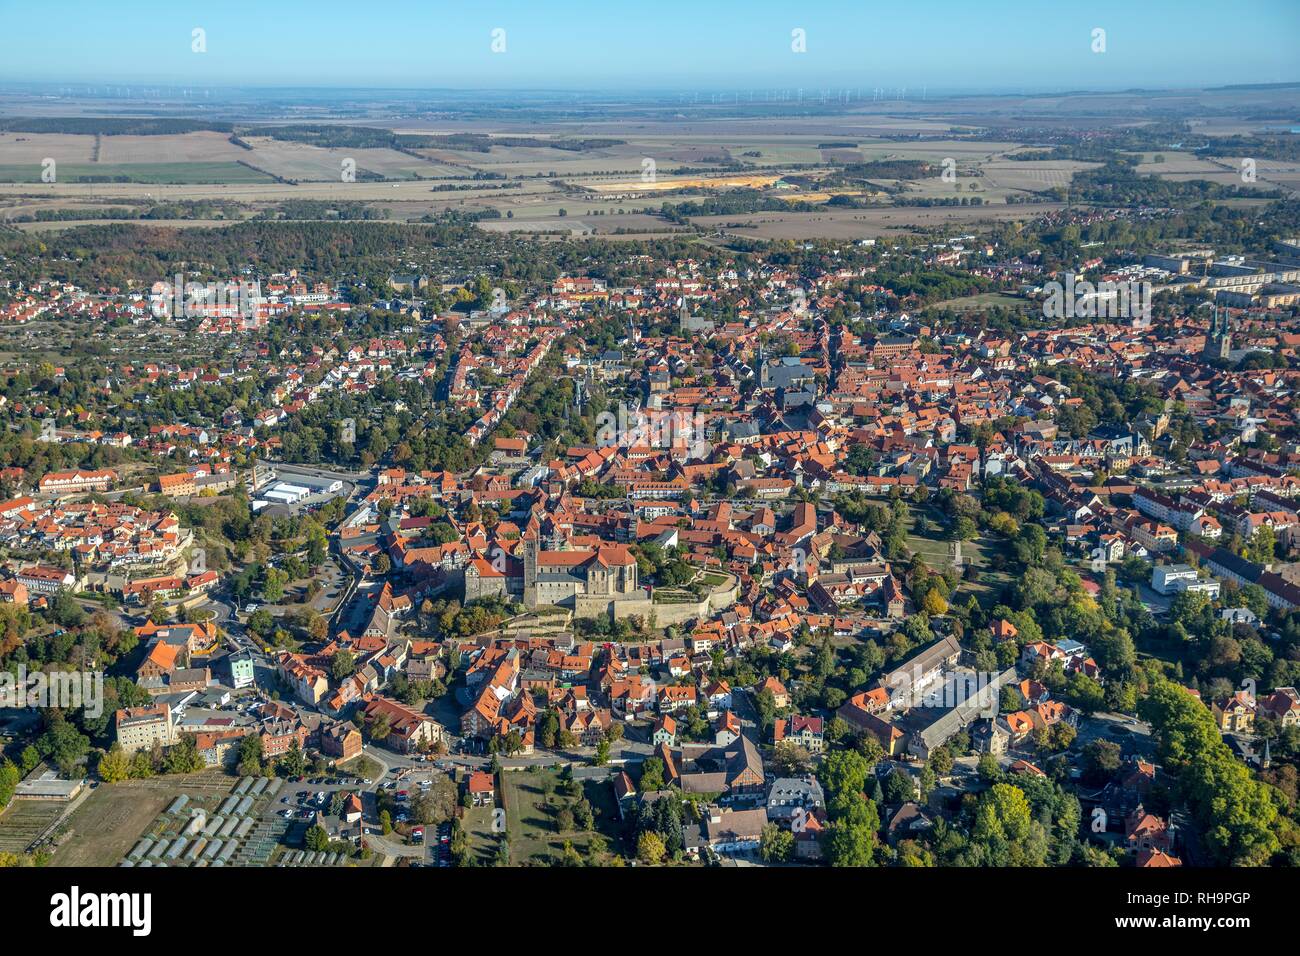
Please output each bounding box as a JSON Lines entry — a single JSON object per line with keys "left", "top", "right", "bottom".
{"left": 2, "top": 205, "right": 1298, "bottom": 874}
{"left": 0, "top": 9, "right": 1296, "bottom": 913}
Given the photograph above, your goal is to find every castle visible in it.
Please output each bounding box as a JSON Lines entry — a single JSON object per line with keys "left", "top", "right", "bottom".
{"left": 521, "top": 535, "right": 639, "bottom": 611}
{"left": 462, "top": 497, "right": 640, "bottom": 617}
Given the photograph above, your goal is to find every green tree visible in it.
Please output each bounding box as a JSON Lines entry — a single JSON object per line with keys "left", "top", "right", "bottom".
{"left": 637, "top": 829, "right": 666, "bottom": 864}
{"left": 237, "top": 735, "right": 264, "bottom": 777}
{"left": 824, "top": 796, "right": 880, "bottom": 867}
{"left": 819, "top": 749, "right": 872, "bottom": 802}
{"left": 97, "top": 744, "right": 131, "bottom": 783}
{"left": 639, "top": 757, "right": 666, "bottom": 792}
{"left": 331, "top": 650, "right": 357, "bottom": 681}
{"left": 970, "top": 782, "right": 1047, "bottom": 866}
{"left": 760, "top": 823, "right": 795, "bottom": 863}
{"left": 1139, "top": 678, "right": 1281, "bottom": 865}
{"left": 0, "top": 760, "right": 21, "bottom": 811}
{"left": 164, "top": 734, "right": 204, "bottom": 774}
{"left": 278, "top": 739, "right": 307, "bottom": 778}
{"left": 305, "top": 825, "right": 331, "bottom": 852}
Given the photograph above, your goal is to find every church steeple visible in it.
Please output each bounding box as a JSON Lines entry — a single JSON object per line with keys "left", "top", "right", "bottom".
{"left": 1203, "top": 303, "right": 1230, "bottom": 361}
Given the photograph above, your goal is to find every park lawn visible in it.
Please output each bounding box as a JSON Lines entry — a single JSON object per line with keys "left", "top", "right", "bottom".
{"left": 501, "top": 769, "right": 623, "bottom": 864}
{"left": 904, "top": 507, "right": 1020, "bottom": 605}
{"left": 461, "top": 804, "right": 501, "bottom": 865}
{"left": 904, "top": 505, "right": 966, "bottom": 570}
{"left": 931, "top": 291, "right": 1028, "bottom": 312}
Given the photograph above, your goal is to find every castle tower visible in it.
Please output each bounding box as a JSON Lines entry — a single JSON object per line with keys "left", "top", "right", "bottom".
{"left": 521, "top": 534, "right": 539, "bottom": 609}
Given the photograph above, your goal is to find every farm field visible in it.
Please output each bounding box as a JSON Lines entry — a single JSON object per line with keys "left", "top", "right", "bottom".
{"left": 0, "top": 95, "right": 1290, "bottom": 234}
{"left": 0, "top": 799, "right": 66, "bottom": 856}
{"left": 978, "top": 159, "right": 1100, "bottom": 196}
{"left": 1134, "top": 152, "right": 1300, "bottom": 196}
{"left": 237, "top": 137, "right": 446, "bottom": 181}
{"left": 95, "top": 131, "right": 250, "bottom": 164}
{"left": 47, "top": 785, "right": 172, "bottom": 867}
{"left": 0, "top": 162, "right": 275, "bottom": 184}
{"left": 0, "top": 131, "right": 97, "bottom": 164}
{"left": 582, "top": 172, "right": 781, "bottom": 194}
{"left": 690, "top": 202, "right": 1069, "bottom": 240}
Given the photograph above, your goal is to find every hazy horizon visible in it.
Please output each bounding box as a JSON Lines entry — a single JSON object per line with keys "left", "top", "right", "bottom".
{"left": 2, "top": 0, "right": 1297, "bottom": 92}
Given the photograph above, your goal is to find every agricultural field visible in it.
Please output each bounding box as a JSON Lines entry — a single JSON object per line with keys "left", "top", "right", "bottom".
{"left": 49, "top": 771, "right": 274, "bottom": 867}
{"left": 95, "top": 131, "right": 250, "bottom": 164}
{"left": 581, "top": 172, "right": 781, "bottom": 194}
{"left": 0, "top": 131, "right": 270, "bottom": 183}
{"left": 0, "top": 102, "right": 1289, "bottom": 234}
{"left": 978, "top": 159, "right": 1100, "bottom": 196}
{"left": 0, "top": 162, "right": 275, "bottom": 184}
{"left": 690, "top": 202, "right": 1069, "bottom": 240}
{"left": 0, "top": 799, "right": 66, "bottom": 856}
{"left": 47, "top": 785, "right": 172, "bottom": 867}
{"left": 237, "top": 136, "right": 448, "bottom": 181}
{"left": 1136, "top": 151, "right": 1300, "bottom": 196}
{"left": 854, "top": 139, "right": 1024, "bottom": 164}
{"left": 0, "top": 131, "right": 96, "bottom": 164}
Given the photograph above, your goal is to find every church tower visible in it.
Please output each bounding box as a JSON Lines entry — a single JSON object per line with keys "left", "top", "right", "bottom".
{"left": 521, "top": 533, "right": 539, "bottom": 609}
{"left": 1203, "top": 304, "right": 1231, "bottom": 361}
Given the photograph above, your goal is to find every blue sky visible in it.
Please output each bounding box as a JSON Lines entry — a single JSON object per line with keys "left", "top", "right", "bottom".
{"left": 1, "top": 0, "right": 1297, "bottom": 91}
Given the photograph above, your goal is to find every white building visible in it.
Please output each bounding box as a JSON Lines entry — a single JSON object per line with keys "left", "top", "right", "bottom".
{"left": 1152, "top": 563, "right": 1220, "bottom": 599}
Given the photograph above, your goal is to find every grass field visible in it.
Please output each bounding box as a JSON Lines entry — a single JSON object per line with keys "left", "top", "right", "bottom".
{"left": 690, "top": 202, "right": 1069, "bottom": 240}
{"left": 239, "top": 137, "right": 439, "bottom": 181}
{"left": 0, "top": 162, "right": 276, "bottom": 184}
{"left": 906, "top": 507, "right": 997, "bottom": 582}
{"left": 461, "top": 803, "right": 502, "bottom": 865}
{"left": 931, "top": 291, "right": 1029, "bottom": 312}
{"left": 905, "top": 512, "right": 963, "bottom": 569}
{"left": 48, "top": 785, "right": 171, "bottom": 866}
{"left": 905, "top": 506, "right": 1019, "bottom": 605}
{"left": 501, "top": 768, "right": 622, "bottom": 864}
